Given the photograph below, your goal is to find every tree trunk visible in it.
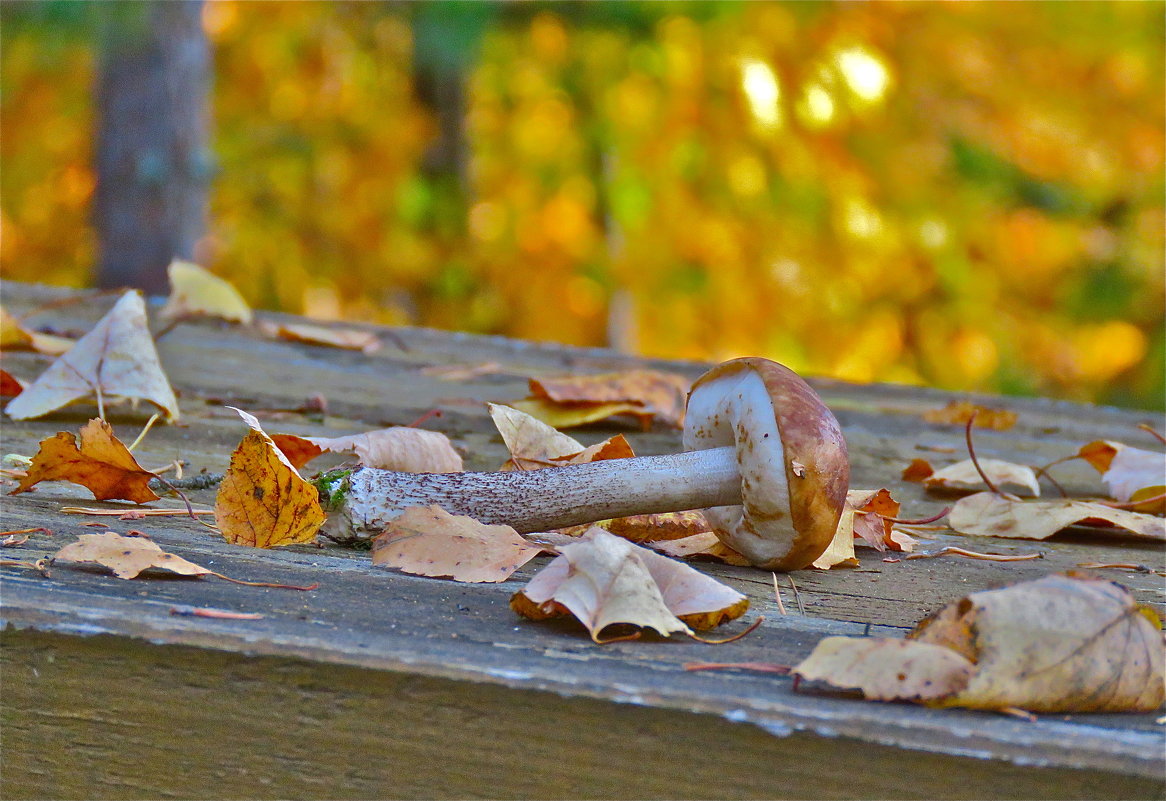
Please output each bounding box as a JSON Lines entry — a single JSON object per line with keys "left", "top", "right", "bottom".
{"left": 93, "top": 0, "right": 210, "bottom": 294}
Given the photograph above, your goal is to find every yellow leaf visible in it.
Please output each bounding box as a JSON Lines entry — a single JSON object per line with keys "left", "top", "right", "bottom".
{"left": 510, "top": 397, "right": 652, "bottom": 430}
{"left": 922, "top": 401, "right": 1017, "bottom": 430}
{"left": 259, "top": 320, "right": 380, "bottom": 353}
{"left": 10, "top": 419, "right": 159, "bottom": 503}
{"left": 214, "top": 407, "right": 325, "bottom": 547}
{"left": 159, "top": 259, "right": 253, "bottom": 325}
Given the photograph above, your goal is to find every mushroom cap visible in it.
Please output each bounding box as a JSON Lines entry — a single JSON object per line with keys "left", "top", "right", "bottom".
{"left": 682, "top": 357, "right": 849, "bottom": 570}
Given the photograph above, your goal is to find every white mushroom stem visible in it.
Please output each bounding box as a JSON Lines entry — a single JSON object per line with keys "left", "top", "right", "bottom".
{"left": 316, "top": 446, "right": 741, "bottom": 541}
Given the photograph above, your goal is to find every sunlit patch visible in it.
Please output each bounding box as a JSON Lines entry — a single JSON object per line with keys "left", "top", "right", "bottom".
{"left": 740, "top": 58, "right": 783, "bottom": 131}
{"left": 952, "top": 329, "right": 998, "bottom": 382}
{"left": 469, "top": 202, "right": 507, "bottom": 243}
{"left": 1073, "top": 321, "right": 1147, "bottom": 381}
{"left": 918, "top": 218, "right": 949, "bottom": 250}
{"left": 798, "top": 82, "right": 835, "bottom": 128}
{"left": 843, "top": 197, "right": 883, "bottom": 240}
{"left": 728, "top": 154, "right": 767, "bottom": 197}
{"left": 834, "top": 46, "right": 891, "bottom": 105}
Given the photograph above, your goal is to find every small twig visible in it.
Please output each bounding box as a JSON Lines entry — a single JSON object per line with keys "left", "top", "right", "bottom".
{"left": 205, "top": 570, "right": 319, "bottom": 591}
{"left": 594, "top": 629, "right": 643, "bottom": 645}
{"left": 1031, "top": 456, "right": 1074, "bottom": 498}
{"left": 1077, "top": 562, "right": 1166, "bottom": 576}
{"left": 884, "top": 507, "right": 950, "bottom": 526}
{"left": 997, "top": 707, "right": 1037, "bottom": 722}
{"left": 170, "top": 605, "right": 265, "bottom": 620}
{"left": 788, "top": 575, "right": 805, "bottom": 615}
{"left": 148, "top": 473, "right": 224, "bottom": 491}
{"left": 690, "top": 616, "right": 764, "bottom": 644}
{"left": 771, "top": 573, "right": 786, "bottom": 615}
{"left": 0, "top": 558, "right": 51, "bottom": 576}
{"left": 1096, "top": 492, "right": 1166, "bottom": 510}
{"left": 965, "top": 412, "right": 999, "bottom": 494}
{"left": 684, "top": 661, "right": 792, "bottom": 674}
{"left": 1137, "top": 423, "right": 1166, "bottom": 446}
{"left": 61, "top": 506, "right": 215, "bottom": 517}
{"left": 406, "top": 408, "right": 442, "bottom": 428}
{"left": 907, "top": 546, "right": 1042, "bottom": 562}
{"left": 126, "top": 413, "right": 160, "bottom": 452}
{"left": 150, "top": 475, "right": 215, "bottom": 531}
{"left": 96, "top": 383, "right": 105, "bottom": 422}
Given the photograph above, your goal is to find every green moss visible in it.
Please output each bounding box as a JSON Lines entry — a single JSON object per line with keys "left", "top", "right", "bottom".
{"left": 312, "top": 469, "right": 353, "bottom": 512}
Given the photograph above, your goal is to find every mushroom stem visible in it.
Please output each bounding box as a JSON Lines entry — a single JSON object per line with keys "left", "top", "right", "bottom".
{"left": 317, "top": 446, "right": 741, "bottom": 541}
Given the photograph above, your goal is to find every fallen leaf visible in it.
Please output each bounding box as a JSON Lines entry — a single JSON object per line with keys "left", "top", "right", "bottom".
{"left": 514, "top": 369, "right": 691, "bottom": 429}
{"left": 901, "top": 458, "right": 934, "bottom": 482}
{"left": 52, "top": 531, "right": 209, "bottom": 579}
{"left": 488, "top": 402, "right": 588, "bottom": 469}
{"left": 214, "top": 407, "right": 326, "bottom": 547}
{"left": 1, "top": 369, "right": 24, "bottom": 397}
{"left": 10, "top": 419, "right": 159, "bottom": 503}
{"left": 259, "top": 320, "right": 380, "bottom": 353}
{"left": 647, "top": 531, "right": 752, "bottom": 566}
{"left": 605, "top": 510, "right": 711, "bottom": 542}
{"left": 1078, "top": 440, "right": 1165, "bottom": 512}
{"left": 813, "top": 489, "right": 902, "bottom": 568}
{"left": 420, "top": 361, "right": 509, "bottom": 381}
{"left": 271, "top": 427, "right": 463, "bottom": 472}
{"left": 948, "top": 492, "right": 1164, "bottom": 542}
{"left": 0, "top": 305, "right": 74, "bottom": 355}
{"left": 924, "top": 458, "right": 1040, "bottom": 497}
{"left": 158, "top": 259, "right": 253, "bottom": 326}
{"left": 512, "top": 527, "right": 747, "bottom": 639}
{"left": 796, "top": 573, "right": 1164, "bottom": 713}
{"left": 923, "top": 401, "right": 1017, "bottom": 430}
{"left": 911, "top": 573, "right": 1164, "bottom": 712}
{"left": 794, "top": 637, "right": 975, "bottom": 701}
{"left": 371, "top": 505, "right": 545, "bottom": 583}
{"left": 3, "top": 291, "right": 179, "bottom": 421}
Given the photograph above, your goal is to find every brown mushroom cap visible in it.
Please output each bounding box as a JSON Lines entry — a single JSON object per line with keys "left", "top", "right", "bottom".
{"left": 682, "top": 357, "right": 849, "bottom": 569}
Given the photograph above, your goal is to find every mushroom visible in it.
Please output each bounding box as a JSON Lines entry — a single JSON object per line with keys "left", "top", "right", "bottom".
{"left": 317, "top": 357, "right": 849, "bottom": 569}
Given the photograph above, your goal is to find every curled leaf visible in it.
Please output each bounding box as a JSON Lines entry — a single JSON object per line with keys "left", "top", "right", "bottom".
{"left": 948, "top": 492, "right": 1164, "bottom": 542}
{"left": 159, "top": 259, "right": 253, "bottom": 326}
{"left": 271, "top": 427, "right": 463, "bottom": 472}
{"left": 259, "top": 320, "right": 380, "bottom": 353}
{"left": 514, "top": 369, "right": 691, "bottom": 429}
{"left": 1078, "top": 440, "right": 1165, "bottom": 512}
{"left": 924, "top": 458, "right": 1040, "bottom": 496}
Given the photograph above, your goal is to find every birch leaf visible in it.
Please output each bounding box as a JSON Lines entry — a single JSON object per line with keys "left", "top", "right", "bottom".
{"left": 371, "top": 505, "right": 544, "bottom": 583}
{"left": 794, "top": 637, "right": 974, "bottom": 701}
{"left": 1078, "top": 440, "right": 1165, "bottom": 512}
{"left": 0, "top": 305, "right": 73, "bottom": 355}
{"left": 948, "top": 492, "right": 1164, "bottom": 542}
{"left": 271, "top": 427, "right": 463, "bottom": 472}
{"left": 53, "top": 531, "right": 209, "bottom": 580}
{"left": 924, "top": 458, "right": 1040, "bottom": 496}
{"left": 259, "top": 320, "right": 380, "bottom": 353}
{"left": 10, "top": 418, "right": 159, "bottom": 503}
{"left": 214, "top": 407, "right": 325, "bottom": 547}
{"left": 4, "top": 291, "right": 179, "bottom": 421}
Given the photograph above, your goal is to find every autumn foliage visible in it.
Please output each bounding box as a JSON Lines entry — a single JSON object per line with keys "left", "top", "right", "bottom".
{"left": 0, "top": 2, "right": 1162, "bottom": 408}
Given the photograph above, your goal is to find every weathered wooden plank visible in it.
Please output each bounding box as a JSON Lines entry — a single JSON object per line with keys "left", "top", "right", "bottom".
{"left": 1, "top": 282, "right": 1163, "bottom": 799}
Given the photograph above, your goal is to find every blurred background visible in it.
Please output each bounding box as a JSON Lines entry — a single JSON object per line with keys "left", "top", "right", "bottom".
{"left": 1, "top": 1, "right": 1162, "bottom": 409}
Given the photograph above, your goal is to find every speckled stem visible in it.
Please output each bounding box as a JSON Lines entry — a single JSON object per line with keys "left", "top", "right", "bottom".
{"left": 317, "top": 446, "right": 741, "bottom": 541}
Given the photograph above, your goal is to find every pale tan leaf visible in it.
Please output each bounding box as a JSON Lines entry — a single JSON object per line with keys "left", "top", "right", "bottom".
{"left": 513, "top": 528, "right": 748, "bottom": 639}
{"left": 924, "top": 458, "right": 1040, "bottom": 496}
{"left": 527, "top": 369, "right": 691, "bottom": 428}
{"left": 948, "top": 492, "right": 1164, "bottom": 542}
{"left": 273, "top": 427, "right": 463, "bottom": 472}
{"left": 53, "top": 531, "right": 209, "bottom": 580}
{"left": 0, "top": 306, "right": 73, "bottom": 355}
{"left": 1078, "top": 440, "right": 1165, "bottom": 511}
{"left": 159, "top": 259, "right": 253, "bottom": 325}
{"left": 912, "top": 573, "right": 1165, "bottom": 712}
{"left": 10, "top": 418, "right": 159, "bottom": 503}
{"left": 510, "top": 397, "right": 653, "bottom": 431}
{"left": 793, "top": 637, "right": 974, "bottom": 701}
{"left": 923, "top": 401, "right": 1017, "bottom": 430}
{"left": 214, "top": 408, "right": 325, "bottom": 547}
{"left": 488, "top": 402, "right": 586, "bottom": 469}
{"left": 646, "top": 532, "right": 752, "bottom": 566}
{"left": 4, "top": 291, "right": 179, "bottom": 421}
{"left": 371, "top": 505, "right": 544, "bottom": 583}
{"left": 259, "top": 320, "right": 380, "bottom": 353}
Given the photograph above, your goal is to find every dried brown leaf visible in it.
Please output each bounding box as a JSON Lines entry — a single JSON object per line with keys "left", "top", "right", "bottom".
{"left": 53, "top": 531, "right": 209, "bottom": 580}
{"left": 794, "top": 637, "right": 974, "bottom": 701}
{"left": 948, "top": 492, "right": 1164, "bottom": 542}
{"left": 259, "top": 320, "right": 380, "bottom": 353}
{"left": 271, "top": 427, "right": 463, "bottom": 472}
{"left": 923, "top": 401, "right": 1017, "bottom": 430}
{"left": 924, "top": 458, "right": 1040, "bottom": 496}
{"left": 10, "top": 419, "right": 159, "bottom": 503}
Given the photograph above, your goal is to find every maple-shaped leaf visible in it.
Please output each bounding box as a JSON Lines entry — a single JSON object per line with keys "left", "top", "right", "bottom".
{"left": 513, "top": 369, "right": 691, "bottom": 430}
{"left": 53, "top": 531, "right": 209, "bottom": 579}
{"left": 1077, "top": 440, "right": 1165, "bottom": 513}
{"left": 795, "top": 573, "right": 1164, "bottom": 713}
{"left": 0, "top": 305, "right": 73, "bottom": 355}
{"left": 922, "top": 401, "right": 1017, "bottom": 430}
{"left": 259, "top": 320, "right": 380, "bottom": 353}
{"left": 512, "top": 527, "right": 747, "bottom": 640}
{"left": 10, "top": 418, "right": 159, "bottom": 503}
{"left": 159, "top": 259, "right": 253, "bottom": 326}
{"left": 271, "top": 427, "right": 463, "bottom": 472}
{"left": 948, "top": 492, "right": 1164, "bottom": 542}
{"left": 371, "top": 505, "right": 545, "bottom": 583}
{"left": 214, "top": 407, "right": 325, "bottom": 547}
{"left": 923, "top": 458, "right": 1040, "bottom": 497}
{"left": 4, "top": 291, "right": 179, "bottom": 421}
